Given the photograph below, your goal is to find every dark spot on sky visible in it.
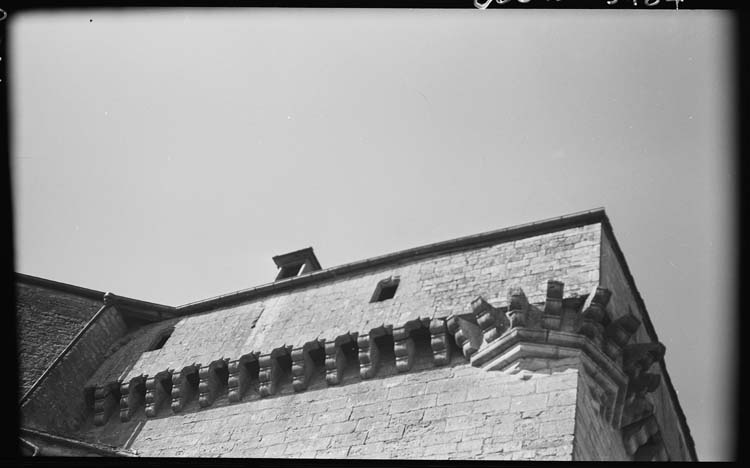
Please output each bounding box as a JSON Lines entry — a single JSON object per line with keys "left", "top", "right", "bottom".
{"left": 90, "top": 19, "right": 93, "bottom": 23}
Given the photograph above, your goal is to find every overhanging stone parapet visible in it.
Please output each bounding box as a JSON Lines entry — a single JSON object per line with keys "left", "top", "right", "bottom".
{"left": 471, "top": 328, "right": 628, "bottom": 427}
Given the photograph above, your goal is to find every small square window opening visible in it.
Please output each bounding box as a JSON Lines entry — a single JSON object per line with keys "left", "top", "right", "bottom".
{"left": 371, "top": 277, "right": 400, "bottom": 303}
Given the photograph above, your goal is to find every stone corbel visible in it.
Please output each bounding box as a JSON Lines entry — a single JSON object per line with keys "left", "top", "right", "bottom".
{"left": 446, "top": 314, "right": 482, "bottom": 360}
{"left": 145, "top": 370, "right": 172, "bottom": 417}
{"left": 506, "top": 287, "right": 530, "bottom": 329}
{"left": 544, "top": 280, "right": 564, "bottom": 316}
{"left": 171, "top": 365, "right": 199, "bottom": 413}
{"left": 620, "top": 343, "right": 664, "bottom": 428}
{"left": 622, "top": 414, "right": 660, "bottom": 455}
{"left": 634, "top": 433, "right": 668, "bottom": 461}
{"left": 358, "top": 327, "right": 386, "bottom": 379}
{"left": 393, "top": 320, "right": 422, "bottom": 373}
{"left": 228, "top": 353, "right": 258, "bottom": 402}
{"left": 93, "top": 382, "right": 119, "bottom": 426}
{"left": 429, "top": 318, "right": 451, "bottom": 366}
{"left": 576, "top": 286, "right": 612, "bottom": 347}
{"left": 472, "top": 297, "right": 503, "bottom": 344}
{"left": 604, "top": 311, "right": 641, "bottom": 348}
{"left": 258, "top": 347, "right": 291, "bottom": 397}
{"left": 324, "top": 334, "right": 355, "bottom": 385}
{"left": 292, "top": 341, "right": 322, "bottom": 392}
{"left": 119, "top": 376, "right": 145, "bottom": 422}
{"left": 198, "top": 359, "right": 229, "bottom": 407}
{"left": 622, "top": 342, "right": 665, "bottom": 378}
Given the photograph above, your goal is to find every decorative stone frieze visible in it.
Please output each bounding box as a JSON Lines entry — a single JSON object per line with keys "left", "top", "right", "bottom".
{"left": 171, "top": 365, "right": 199, "bottom": 413}
{"left": 145, "top": 371, "right": 172, "bottom": 417}
{"left": 358, "top": 327, "right": 386, "bottom": 379}
{"left": 429, "top": 319, "right": 451, "bottom": 366}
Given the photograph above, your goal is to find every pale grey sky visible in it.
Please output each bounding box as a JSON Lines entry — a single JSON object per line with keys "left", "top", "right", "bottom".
{"left": 10, "top": 9, "right": 733, "bottom": 460}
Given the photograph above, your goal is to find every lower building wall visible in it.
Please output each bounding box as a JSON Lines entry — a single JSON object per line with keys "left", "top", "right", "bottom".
{"left": 16, "top": 283, "right": 103, "bottom": 395}
{"left": 21, "top": 305, "right": 129, "bottom": 433}
{"left": 122, "top": 363, "right": 581, "bottom": 459}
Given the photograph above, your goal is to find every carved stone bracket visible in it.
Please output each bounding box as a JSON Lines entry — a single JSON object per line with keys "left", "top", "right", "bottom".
{"left": 228, "top": 353, "right": 258, "bottom": 402}
{"left": 544, "top": 280, "right": 564, "bottom": 316}
{"left": 429, "top": 318, "right": 451, "bottom": 366}
{"left": 198, "top": 359, "right": 229, "bottom": 408}
{"left": 634, "top": 433, "right": 669, "bottom": 461}
{"left": 171, "top": 365, "right": 198, "bottom": 413}
{"left": 258, "top": 347, "right": 291, "bottom": 397}
{"left": 472, "top": 297, "right": 502, "bottom": 344}
{"left": 622, "top": 414, "right": 660, "bottom": 455}
{"left": 358, "top": 327, "right": 386, "bottom": 379}
{"left": 446, "top": 314, "right": 482, "bottom": 360}
{"left": 119, "top": 376, "right": 145, "bottom": 422}
{"left": 605, "top": 312, "right": 641, "bottom": 348}
{"left": 93, "top": 382, "right": 119, "bottom": 426}
{"left": 622, "top": 342, "right": 665, "bottom": 378}
{"left": 325, "top": 334, "right": 354, "bottom": 385}
{"left": 506, "top": 287, "right": 530, "bottom": 329}
{"left": 576, "top": 286, "right": 613, "bottom": 347}
{"left": 393, "top": 321, "right": 421, "bottom": 373}
{"left": 145, "top": 371, "right": 172, "bottom": 417}
{"left": 292, "top": 341, "right": 322, "bottom": 392}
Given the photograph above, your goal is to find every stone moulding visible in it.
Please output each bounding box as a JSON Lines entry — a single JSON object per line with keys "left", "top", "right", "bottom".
{"left": 471, "top": 328, "right": 628, "bottom": 426}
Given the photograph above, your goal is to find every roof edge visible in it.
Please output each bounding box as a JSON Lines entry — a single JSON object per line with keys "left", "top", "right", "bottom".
{"left": 599, "top": 216, "right": 698, "bottom": 461}
{"left": 15, "top": 272, "right": 106, "bottom": 301}
{"left": 19, "top": 427, "right": 136, "bottom": 457}
{"left": 178, "top": 208, "right": 607, "bottom": 313}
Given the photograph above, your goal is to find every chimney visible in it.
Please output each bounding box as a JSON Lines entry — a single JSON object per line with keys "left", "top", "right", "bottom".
{"left": 272, "top": 247, "right": 322, "bottom": 281}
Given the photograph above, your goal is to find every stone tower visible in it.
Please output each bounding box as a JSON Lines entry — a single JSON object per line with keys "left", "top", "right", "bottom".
{"left": 17, "top": 208, "right": 696, "bottom": 460}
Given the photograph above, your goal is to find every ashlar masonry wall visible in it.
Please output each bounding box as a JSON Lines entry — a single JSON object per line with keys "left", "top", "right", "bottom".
{"left": 126, "top": 360, "right": 581, "bottom": 460}
{"left": 109, "top": 224, "right": 602, "bottom": 389}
